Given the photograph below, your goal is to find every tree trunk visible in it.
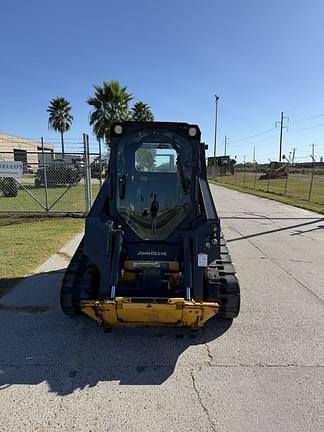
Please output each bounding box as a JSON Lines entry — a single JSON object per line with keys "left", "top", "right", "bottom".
{"left": 60, "top": 130, "right": 65, "bottom": 158}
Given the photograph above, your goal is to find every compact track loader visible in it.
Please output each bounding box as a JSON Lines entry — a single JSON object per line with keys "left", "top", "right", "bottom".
{"left": 60, "top": 122, "right": 240, "bottom": 328}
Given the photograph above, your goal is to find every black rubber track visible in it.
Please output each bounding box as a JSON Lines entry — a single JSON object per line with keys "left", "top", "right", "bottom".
{"left": 60, "top": 240, "right": 99, "bottom": 316}
{"left": 204, "top": 234, "right": 241, "bottom": 318}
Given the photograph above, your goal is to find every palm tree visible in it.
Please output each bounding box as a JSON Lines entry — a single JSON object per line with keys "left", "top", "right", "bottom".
{"left": 131, "top": 102, "right": 155, "bottom": 171}
{"left": 131, "top": 101, "right": 154, "bottom": 122}
{"left": 47, "top": 97, "right": 73, "bottom": 157}
{"left": 87, "top": 80, "right": 133, "bottom": 144}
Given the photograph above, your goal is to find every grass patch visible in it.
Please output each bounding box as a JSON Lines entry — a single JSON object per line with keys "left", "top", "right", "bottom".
{"left": 0, "top": 217, "right": 84, "bottom": 297}
{"left": 0, "top": 180, "right": 101, "bottom": 213}
{"left": 210, "top": 177, "right": 324, "bottom": 214}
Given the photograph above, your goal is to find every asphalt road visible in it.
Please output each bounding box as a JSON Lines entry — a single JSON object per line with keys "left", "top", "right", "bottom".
{"left": 0, "top": 185, "right": 323, "bottom": 432}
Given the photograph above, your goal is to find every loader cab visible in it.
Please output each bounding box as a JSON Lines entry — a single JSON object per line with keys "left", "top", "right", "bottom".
{"left": 84, "top": 121, "right": 221, "bottom": 303}
{"left": 110, "top": 122, "right": 201, "bottom": 242}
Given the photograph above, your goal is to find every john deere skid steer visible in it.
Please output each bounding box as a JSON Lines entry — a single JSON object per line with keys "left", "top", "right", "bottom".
{"left": 60, "top": 121, "right": 240, "bottom": 327}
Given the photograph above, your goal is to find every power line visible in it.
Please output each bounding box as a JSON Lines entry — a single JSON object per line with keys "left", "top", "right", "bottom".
{"left": 231, "top": 127, "right": 276, "bottom": 143}
{"left": 229, "top": 112, "right": 324, "bottom": 147}
{"left": 230, "top": 133, "right": 279, "bottom": 148}
{"left": 290, "top": 113, "right": 324, "bottom": 124}
{"left": 288, "top": 123, "right": 324, "bottom": 133}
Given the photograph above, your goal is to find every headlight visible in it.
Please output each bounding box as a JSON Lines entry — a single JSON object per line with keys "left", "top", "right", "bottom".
{"left": 114, "top": 124, "right": 123, "bottom": 135}
{"left": 188, "top": 126, "right": 198, "bottom": 137}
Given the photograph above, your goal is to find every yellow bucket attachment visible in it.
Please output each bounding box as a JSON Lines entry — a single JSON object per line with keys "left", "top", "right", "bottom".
{"left": 80, "top": 297, "right": 219, "bottom": 328}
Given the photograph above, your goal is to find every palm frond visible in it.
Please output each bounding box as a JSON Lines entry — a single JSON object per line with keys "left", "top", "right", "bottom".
{"left": 131, "top": 101, "right": 154, "bottom": 122}
{"left": 87, "top": 80, "right": 133, "bottom": 143}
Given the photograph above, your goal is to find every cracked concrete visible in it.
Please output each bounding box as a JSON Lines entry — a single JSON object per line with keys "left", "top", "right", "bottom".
{"left": 190, "top": 368, "right": 217, "bottom": 432}
{"left": 205, "top": 343, "right": 213, "bottom": 365}
{"left": 0, "top": 186, "right": 323, "bottom": 431}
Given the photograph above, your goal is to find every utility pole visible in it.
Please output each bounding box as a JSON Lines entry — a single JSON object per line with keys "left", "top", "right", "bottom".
{"left": 278, "top": 112, "right": 284, "bottom": 162}
{"left": 292, "top": 147, "right": 296, "bottom": 164}
{"left": 310, "top": 143, "right": 317, "bottom": 159}
{"left": 275, "top": 111, "right": 289, "bottom": 162}
{"left": 213, "top": 95, "right": 220, "bottom": 158}
{"left": 224, "top": 135, "right": 228, "bottom": 156}
{"left": 253, "top": 146, "right": 256, "bottom": 163}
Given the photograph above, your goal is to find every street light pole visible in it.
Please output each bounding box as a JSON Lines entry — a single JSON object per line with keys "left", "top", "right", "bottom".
{"left": 213, "top": 95, "right": 220, "bottom": 158}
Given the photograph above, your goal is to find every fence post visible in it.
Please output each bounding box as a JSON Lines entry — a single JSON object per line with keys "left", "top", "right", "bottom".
{"left": 254, "top": 162, "right": 257, "bottom": 190}
{"left": 284, "top": 162, "right": 289, "bottom": 196}
{"left": 243, "top": 161, "right": 246, "bottom": 189}
{"left": 267, "top": 163, "right": 271, "bottom": 193}
{"left": 308, "top": 156, "right": 315, "bottom": 202}
{"left": 86, "top": 135, "right": 92, "bottom": 206}
{"left": 41, "top": 137, "right": 49, "bottom": 212}
{"left": 98, "top": 138, "right": 103, "bottom": 187}
{"left": 83, "top": 133, "right": 90, "bottom": 213}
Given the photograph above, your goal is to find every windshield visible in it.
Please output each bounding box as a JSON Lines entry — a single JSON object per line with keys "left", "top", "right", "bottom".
{"left": 135, "top": 142, "right": 177, "bottom": 173}
{"left": 116, "top": 129, "right": 193, "bottom": 240}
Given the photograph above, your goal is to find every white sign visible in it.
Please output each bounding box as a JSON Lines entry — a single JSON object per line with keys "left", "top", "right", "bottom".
{"left": 0, "top": 161, "right": 23, "bottom": 178}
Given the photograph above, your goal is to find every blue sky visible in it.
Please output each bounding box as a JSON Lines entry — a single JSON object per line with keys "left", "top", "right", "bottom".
{"left": 0, "top": 0, "right": 324, "bottom": 162}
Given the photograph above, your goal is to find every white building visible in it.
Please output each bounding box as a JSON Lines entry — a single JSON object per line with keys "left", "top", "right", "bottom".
{"left": 0, "top": 133, "right": 54, "bottom": 171}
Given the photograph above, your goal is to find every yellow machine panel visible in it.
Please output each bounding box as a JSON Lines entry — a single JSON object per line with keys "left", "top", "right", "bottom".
{"left": 80, "top": 297, "right": 219, "bottom": 328}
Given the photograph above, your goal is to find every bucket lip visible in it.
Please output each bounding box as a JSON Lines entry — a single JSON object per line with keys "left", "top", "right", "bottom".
{"left": 79, "top": 297, "right": 219, "bottom": 328}
{"left": 80, "top": 297, "right": 219, "bottom": 307}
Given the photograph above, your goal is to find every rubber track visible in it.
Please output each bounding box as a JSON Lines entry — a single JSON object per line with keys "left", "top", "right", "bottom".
{"left": 206, "top": 233, "right": 241, "bottom": 318}
{"left": 60, "top": 240, "right": 98, "bottom": 316}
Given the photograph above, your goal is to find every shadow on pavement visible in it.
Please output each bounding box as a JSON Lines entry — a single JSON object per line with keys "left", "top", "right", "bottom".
{"left": 0, "top": 270, "right": 232, "bottom": 395}
{"left": 227, "top": 217, "right": 324, "bottom": 242}
{"left": 0, "top": 276, "right": 24, "bottom": 298}
{"left": 291, "top": 224, "right": 324, "bottom": 235}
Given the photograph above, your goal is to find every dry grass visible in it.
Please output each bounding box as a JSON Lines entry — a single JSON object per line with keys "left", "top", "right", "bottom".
{"left": 210, "top": 173, "right": 324, "bottom": 214}
{"left": 0, "top": 217, "right": 84, "bottom": 297}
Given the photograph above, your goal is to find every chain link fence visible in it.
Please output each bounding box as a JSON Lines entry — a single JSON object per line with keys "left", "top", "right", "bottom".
{"left": 0, "top": 135, "right": 108, "bottom": 216}
{"left": 208, "top": 160, "right": 324, "bottom": 208}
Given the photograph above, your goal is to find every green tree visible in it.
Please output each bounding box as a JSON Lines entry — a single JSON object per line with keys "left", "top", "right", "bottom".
{"left": 131, "top": 101, "right": 154, "bottom": 122}
{"left": 135, "top": 147, "right": 156, "bottom": 172}
{"left": 47, "top": 97, "right": 73, "bottom": 157}
{"left": 87, "top": 80, "right": 132, "bottom": 144}
{"left": 131, "top": 102, "right": 155, "bottom": 170}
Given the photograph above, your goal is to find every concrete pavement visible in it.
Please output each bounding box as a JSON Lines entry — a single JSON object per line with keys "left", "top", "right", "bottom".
{"left": 0, "top": 185, "right": 323, "bottom": 431}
